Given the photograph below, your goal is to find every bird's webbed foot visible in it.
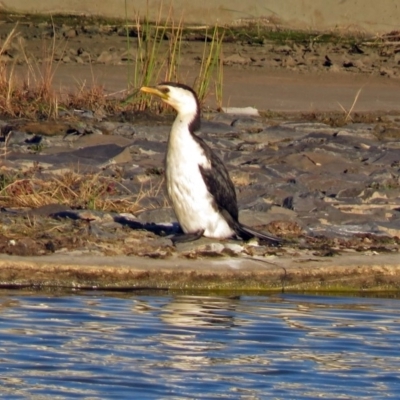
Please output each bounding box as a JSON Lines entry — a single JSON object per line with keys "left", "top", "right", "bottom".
{"left": 171, "top": 230, "right": 204, "bottom": 244}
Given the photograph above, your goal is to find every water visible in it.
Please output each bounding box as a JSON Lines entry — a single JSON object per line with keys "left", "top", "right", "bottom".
{"left": 0, "top": 291, "right": 399, "bottom": 399}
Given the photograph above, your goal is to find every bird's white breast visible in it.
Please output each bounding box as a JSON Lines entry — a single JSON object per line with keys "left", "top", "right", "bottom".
{"left": 166, "top": 117, "right": 234, "bottom": 239}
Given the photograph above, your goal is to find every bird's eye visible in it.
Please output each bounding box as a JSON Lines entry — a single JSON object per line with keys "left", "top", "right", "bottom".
{"left": 160, "top": 87, "right": 170, "bottom": 94}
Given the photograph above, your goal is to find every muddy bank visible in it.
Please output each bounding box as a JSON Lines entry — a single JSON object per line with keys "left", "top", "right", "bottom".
{"left": 2, "top": 0, "right": 400, "bottom": 34}
{"left": 46, "top": 65, "right": 400, "bottom": 113}
{"left": 1, "top": 252, "right": 399, "bottom": 292}
{"left": 0, "top": 111, "right": 399, "bottom": 290}
{"left": 1, "top": 14, "right": 400, "bottom": 113}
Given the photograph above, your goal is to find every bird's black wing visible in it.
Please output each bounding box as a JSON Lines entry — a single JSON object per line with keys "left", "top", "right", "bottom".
{"left": 194, "top": 135, "right": 239, "bottom": 222}
{"left": 194, "top": 134, "right": 282, "bottom": 246}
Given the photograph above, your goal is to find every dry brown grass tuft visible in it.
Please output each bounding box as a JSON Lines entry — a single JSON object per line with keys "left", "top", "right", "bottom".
{"left": 65, "top": 82, "right": 110, "bottom": 113}
{"left": 337, "top": 87, "right": 363, "bottom": 123}
{"left": 0, "top": 23, "right": 61, "bottom": 118}
{"left": 0, "top": 24, "right": 123, "bottom": 119}
{"left": 0, "top": 169, "right": 163, "bottom": 214}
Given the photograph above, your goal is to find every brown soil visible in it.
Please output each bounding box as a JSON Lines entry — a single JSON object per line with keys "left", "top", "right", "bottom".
{"left": 2, "top": 16, "right": 399, "bottom": 113}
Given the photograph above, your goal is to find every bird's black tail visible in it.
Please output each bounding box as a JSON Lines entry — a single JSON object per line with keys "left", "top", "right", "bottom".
{"left": 235, "top": 224, "right": 282, "bottom": 246}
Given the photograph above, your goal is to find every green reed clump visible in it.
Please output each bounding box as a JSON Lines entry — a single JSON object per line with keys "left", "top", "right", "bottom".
{"left": 122, "top": 1, "right": 224, "bottom": 110}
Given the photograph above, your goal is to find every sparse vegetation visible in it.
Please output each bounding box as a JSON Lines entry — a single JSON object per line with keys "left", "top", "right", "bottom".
{"left": 0, "top": 7, "right": 397, "bottom": 120}
{"left": 0, "top": 23, "right": 61, "bottom": 118}
{"left": 0, "top": 167, "right": 164, "bottom": 213}
{"left": 0, "top": 6, "right": 226, "bottom": 119}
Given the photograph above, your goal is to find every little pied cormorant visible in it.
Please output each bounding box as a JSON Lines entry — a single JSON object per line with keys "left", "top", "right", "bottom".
{"left": 140, "top": 82, "right": 281, "bottom": 245}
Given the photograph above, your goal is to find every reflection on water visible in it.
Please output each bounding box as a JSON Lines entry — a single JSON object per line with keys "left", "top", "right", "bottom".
{"left": 0, "top": 291, "right": 399, "bottom": 399}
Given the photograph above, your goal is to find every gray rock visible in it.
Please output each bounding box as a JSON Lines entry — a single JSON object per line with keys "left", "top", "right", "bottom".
{"left": 63, "top": 28, "right": 78, "bottom": 39}
{"left": 71, "top": 134, "right": 134, "bottom": 149}
{"left": 120, "top": 49, "right": 137, "bottom": 61}
{"left": 79, "top": 51, "right": 91, "bottom": 61}
{"left": 3, "top": 130, "right": 32, "bottom": 145}
{"left": 307, "top": 223, "right": 387, "bottom": 238}
{"left": 27, "top": 204, "right": 72, "bottom": 217}
{"left": 73, "top": 110, "right": 95, "bottom": 119}
{"left": 175, "top": 238, "right": 226, "bottom": 255}
{"left": 137, "top": 208, "right": 176, "bottom": 224}
{"left": 262, "top": 125, "right": 309, "bottom": 142}
{"left": 97, "top": 51, "right": 114, "bottom": 64}
{"left": 207, "top": 113, "right": 236, "bottom": 125}
{"left": 239, "top": 209, "right": 296, "bottom": 227}
{"left": 7, "top": 144, "right": 132, "bottom": 167}
{"left": 134, "top": 125, "right": 170, "bottom": 141}
{"left": 114, "top": 124, "right": 136, "bottom": 137}
{"left": 282, "top": 121, "right": 338, "bottom": 135}
{"left": 231, "top": 117, "right": 264, "bottom": 131}
{"left": 133, "top": 138, "right": 167, "bottom": 155}
{"left": 370, "top": 150, "right": 400, "bottom": 167}
{"left": 222, "top": 107, "right": 259, "bottom": 116}
{"left": 201, "top": 120, "right": 238, "bottom": 135}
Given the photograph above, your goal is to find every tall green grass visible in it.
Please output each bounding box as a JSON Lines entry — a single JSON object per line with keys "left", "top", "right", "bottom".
{"left": 195, "top": 26, "right": 224, "bottom": 108}
{"left": 123, "top": 1, "right": 224, "bottom": 109}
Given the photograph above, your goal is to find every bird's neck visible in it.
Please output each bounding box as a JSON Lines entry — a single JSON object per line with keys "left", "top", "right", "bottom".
{"left": 167, "top": 111, "right": 201, "bottom": 162}
{"left": 170, "top": 110, "right": 200, "bottom": 142}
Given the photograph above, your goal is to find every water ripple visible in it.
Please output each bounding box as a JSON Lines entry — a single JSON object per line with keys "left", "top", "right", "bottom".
{"left": 0, "top": 292, "right": 399, "bottom": 399}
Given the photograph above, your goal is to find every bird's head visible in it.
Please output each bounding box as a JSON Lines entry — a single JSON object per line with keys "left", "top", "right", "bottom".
{"left": 140, "top": 82, "right": 200, "bottom": 117}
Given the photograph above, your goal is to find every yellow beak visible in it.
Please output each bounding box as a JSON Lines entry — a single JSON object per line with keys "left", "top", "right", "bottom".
{"left": 140, "top": 86, "right": 168, "bottom": 100}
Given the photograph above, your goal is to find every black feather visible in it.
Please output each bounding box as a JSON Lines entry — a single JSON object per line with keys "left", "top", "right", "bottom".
{"left": 236, "top": 224, "right": 282, "bottom": 245}
{"left": 196, "top": 136, "right": 239, "bottom": 222}
{"left": 195, "top": 135, "right": 282, "bottom": 245}
{"left": 219, "top": 209, "right": 281, "bottom": 245}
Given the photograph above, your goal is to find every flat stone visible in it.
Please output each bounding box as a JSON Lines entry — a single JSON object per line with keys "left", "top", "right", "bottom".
{"left": 282, "top": 121, "right": 338, "bottom": 134}
{"left": 222, "top": 107, "right": 259, "bottom": 116}
{"left": 71, "top": 134, "right": 134, "bottom": 149}
{"left": 308, "top": 222, "right": 387, "bottom": 238}
{"left": 98, "top": 122, "right": 136, "bottom": 137}
{"left": 239, "top": 209, "right": 296, "bottom": 227}
{"left": 200, "top": 120, "right": 239, "bottom": 134}
{"left": 137, "top": 208, "right": 176, "bottom": 224}
{"left": 63, "top": 28, "right": 78, "bottom": 38}
{"left": 97, "top": 50, "right": 114, "bottom": 64}
{"left": 0, "top": 252, "right": 400, "bottom": 291}
{"left": 175, "top": 237, "right": 226, "bottom": 255}
{"left": 27, "top": 204, "right": 72, "bottom": 217}
{"left": 7, "top": 144, "right": 132, "bottom": 166}
{"left": 134, "top": 125, "right": 170, "bottom": 141}
{"left": 231, "top": 117, "right": 264, "bottom": 131}
{"left": 262, "top": 125, "right": 306, "bottom": 142}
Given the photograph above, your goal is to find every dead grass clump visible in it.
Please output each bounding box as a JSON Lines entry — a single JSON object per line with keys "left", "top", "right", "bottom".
{"left": 0, "top": 80, "right": 57, "bottom": 119}
{"left": 0, "top": 169, "right": 160, "bottom": 214}
{"left": 65, "top": 83, "right": 111, "bottom": 114}
{"left": 0, "top": 23, "right": 118, "bottom": 119}
{"left": 230, "top": 171, "right": 257, "bottom": 187}
{"left": 0, "top": 23, "right": 60, "bottom": 118}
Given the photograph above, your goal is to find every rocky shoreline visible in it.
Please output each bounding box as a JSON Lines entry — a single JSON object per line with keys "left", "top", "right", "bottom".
{"left": 0, "top": 108, "right": 399, "bottom": 290}
{"left": 0, "top": 15, "right": 398, "bottom": 291}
